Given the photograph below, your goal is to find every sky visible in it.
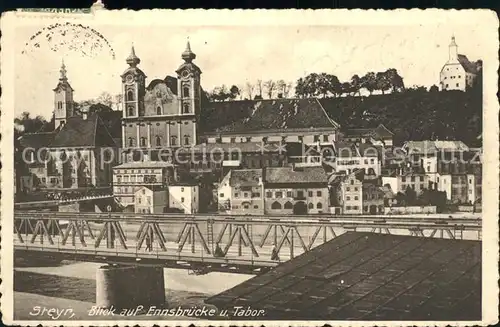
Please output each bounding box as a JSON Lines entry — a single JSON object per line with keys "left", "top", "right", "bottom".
{"left": 14, "top": 23, "right": 488, "bottom": 120}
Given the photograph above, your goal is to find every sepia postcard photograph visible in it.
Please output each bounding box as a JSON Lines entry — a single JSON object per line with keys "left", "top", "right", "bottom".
{"left": 0, "top": 6, "right": 498, "bottom": 326}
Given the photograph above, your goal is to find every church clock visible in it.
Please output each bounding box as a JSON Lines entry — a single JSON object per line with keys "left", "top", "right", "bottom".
{"left": 125, "top": 74, "right": 134, "bottom": 85}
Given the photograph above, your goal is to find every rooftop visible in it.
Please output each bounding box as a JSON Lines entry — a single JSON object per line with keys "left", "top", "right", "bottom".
{"left": 264, "top": 166, "right": 328, "bottom": 184}
{"left": 200, "top": 98, "right": 339, "bottom": 135}
{"left": 229, "top": 169, "right": 263, "bottom": 187}
{"left": 113, "top": 161, "right": 176, "bottom": 169}
{"left": 404, "top": 140, "right": 470, "bottom": 154}
{"left": 206, "top": 232, "right": 481, "bottom": 321}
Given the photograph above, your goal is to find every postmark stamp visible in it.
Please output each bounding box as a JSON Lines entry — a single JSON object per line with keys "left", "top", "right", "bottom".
{"left": 1, "top": 8, "right": 498, "bottom": 326}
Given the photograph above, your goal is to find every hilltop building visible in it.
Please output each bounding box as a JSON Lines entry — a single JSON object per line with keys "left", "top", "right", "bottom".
{"left": 439, "top": 36, "right": 480, "bottom": 91}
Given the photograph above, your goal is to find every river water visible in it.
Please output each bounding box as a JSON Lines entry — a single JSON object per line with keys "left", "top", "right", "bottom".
{"left": 14, "top": 259, "right": 252, "bottom": 321}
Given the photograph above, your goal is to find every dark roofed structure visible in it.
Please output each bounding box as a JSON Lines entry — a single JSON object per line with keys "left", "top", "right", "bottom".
{"left": 19, "top": 132, "right": 56, "bottom": 150}
{"left": 49, "top": 113, "right": 118, "bottom": 148}
{"left": 264, "top": 166, "right": 328, "bottom": 185}
{"left": 229, "top": 169, "right": 262, "bottom": 187}
{"left": 200, "top": 98, "right": 339, "bottom": 135}
{"left": 457, "top": 54, "right": 479, "bottom": 74}
{"left": 206, "top": 232, "right": 481, "bottom": 321}
{"left": 344, "top": 123, "right": 394, "bottom": 140}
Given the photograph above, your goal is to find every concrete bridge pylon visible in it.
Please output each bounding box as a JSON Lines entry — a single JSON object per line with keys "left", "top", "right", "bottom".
{"left": 96, "top": 264, "right": 166, "bottom": 310}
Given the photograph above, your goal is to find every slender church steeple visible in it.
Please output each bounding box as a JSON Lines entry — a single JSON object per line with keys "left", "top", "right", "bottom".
{"left": 181, "top": 40, "right": 196, "bottom": 63}
{"left": 53, "top": 59, "right": 74, "bottom": 129}
{"left": 126, "top": 44, "right": 141, "bottom": 67}
{"left": 448, "top": 35, "right": 459, "bottom": 63}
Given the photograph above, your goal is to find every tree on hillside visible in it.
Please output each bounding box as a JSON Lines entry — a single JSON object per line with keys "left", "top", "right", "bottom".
{"left": 245, "top": 82, "right": 255, "bottom": 100}
{"left": 340, "top": 82, "right": 351, "bottom": 96}
{"left": 385, "top": 69, "right": 405, "bottom": 92}
{"left": 429, "top": 85, "right": 439, "bottom": 93}
{"left": 376, "top": 71, "right": 391, "bottom": 94}
{"left": 276, "top": 80, "right": 292, "bottom": 99}
{"left": 229, "top": 85, "right": 240, "bottom": 100}
{"left": 361, "top": 72, "right": 377, "bottom": 95}
{"left": 264, "top": 80, "right": 276, "bottom": 99}
{"left": 350, "top": 74, "right": 362, "bottom": 96}
{"left": 256, "top": 79, "right": 263, "bottom": 98}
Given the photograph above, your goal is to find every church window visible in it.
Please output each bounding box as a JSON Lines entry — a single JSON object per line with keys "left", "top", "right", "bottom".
{"left": 57, "top": 101, "right": 63, "bottom": 109}
{"left": 184, "top": 135, "right": 190, "bottom": 145}
{"left": 155, "top": 136, "right": 162, "bottom": 146}
{"left": 183, "top": 86, "right": 190, "bottom": 98}
{"left": 171, "top": 136, "right": 177, "bottom": 146}
{"left": 127, "top": 90, "right": 134, "bottom": 101}
{"left": 183, "top": 103, "right": 190, "bottom": 114}
{"left": 140, "top": 137, "right": 147, "bottom": 147}
{"left": 128, "top": 137, "right": 135, "bottom": 147}
{"left": 156, "top": 106, "right": 162, "bottom": 115}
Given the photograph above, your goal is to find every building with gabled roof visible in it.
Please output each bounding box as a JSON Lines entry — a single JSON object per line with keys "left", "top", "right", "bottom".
{"left": 17, "top": 62, "right": 121, "bottom": 190}
{"left": 200, "top": 98, "right": 340, "bottom": 145}
{"left": 341, "top": 123, "right": 394, "bottom": 147}
{"left": 440, "top": 36, "right": 480, "bottom": 91}
{"left": 218, "top": 169, "right": 264, "bottom": 215}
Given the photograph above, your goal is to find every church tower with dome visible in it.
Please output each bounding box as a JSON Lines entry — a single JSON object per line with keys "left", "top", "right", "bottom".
{"left": 120, "top": 42, "right": 202, "bottom": 157}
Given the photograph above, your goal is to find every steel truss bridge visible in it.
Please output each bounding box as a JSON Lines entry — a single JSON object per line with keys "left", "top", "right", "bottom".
{"left": 14, "top": 212, "right": 482, "bottom": 275}
{"left": 14, "top": 187, "right": 113, "bottom": 210}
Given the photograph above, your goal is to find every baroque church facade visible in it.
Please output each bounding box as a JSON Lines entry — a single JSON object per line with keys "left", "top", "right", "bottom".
{"left": 121, "top": 42, "right": 201, "bottom": 158}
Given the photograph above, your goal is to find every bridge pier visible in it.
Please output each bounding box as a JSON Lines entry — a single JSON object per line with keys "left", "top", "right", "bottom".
{"left": 96, "top": 265, "right": 166, "bottom": 310}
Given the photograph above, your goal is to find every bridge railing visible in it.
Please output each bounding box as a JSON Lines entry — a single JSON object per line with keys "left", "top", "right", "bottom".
{"left": 14, "top": 212, "right": 482, "bottom": 270}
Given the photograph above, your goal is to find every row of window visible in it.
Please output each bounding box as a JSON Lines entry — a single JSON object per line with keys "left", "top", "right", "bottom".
{"left": 214, "top": 134, "right": 331, "bottom": 144}
{"left": 345, "top": 206, "right": 360, "bottom": 210}
{"left": 265, "top": 190, "right": 323, "bottom": 198}
{"left": 401, "top": 176, "right": 425, "bottom": 182}
{"left": 337, "top": 159, "right": 376, "bottom": 165}
{"left": 126, "top": 86, "right": 192, "bottom": 101}
{"left": 116, "top": 175, "right": 159, "bottom": 184}
{"left": 127, "top": 135, "right": 191, "bottom": 147}
{"left": 444, "top": 83, "right": 460, "bottom": 88}
{"left": 115, "top": 169, "right": 160, "bottom": 174}
{"left": 443, "top": 75, "right": 461, "bottom": 80}
{"left": 363, "top": 205, "right": 384, "bottom": 212}
{"left": 346, "top": 195, "right": 359, "bottom": 201}
{"left": 269, "top": 201, "right": 324, "bottom": 210}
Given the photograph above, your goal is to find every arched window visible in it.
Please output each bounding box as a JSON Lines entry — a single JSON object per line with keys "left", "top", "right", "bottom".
{"left": 127, "top": 106, "right": 134, "bottom": 116}
{"left": 308, "top": 203, "right": 314, "bottom": 209}
{"left": 183, "top": 103, "right": 190, "bottom": 114}
{"left": 156, "top": 106, "right": 162, "bottom": 115}
{"left": 317, "top": 202, "right": 323, "bottom": 209}
{"left": 183, "top": 86, "right": 190, "bottom": 98}
{"left": 284, "top": 201, "right": 293, "bottom": 209}
{"left": 171, "top": 136, "right": 177, "bottom": 146}
{"left": 271, "top": 201, "right": 281, "bottom": 210}
{"left": 57, "top": 101, "right": 63, "bottom": 109}
{"left": 184, "top": 135, "right": 190, "bottom": 145}
{"left": 128, "top": 137, "right": 135, "bottom": 147}
{"left": 140, "top": 137, "right": 147, "bottom": 147}
{"left": 155, "top": 136, "right": 162, "bottom": 147}
{"left": 127, "top": 90, "right": 134, "bottom": 101}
